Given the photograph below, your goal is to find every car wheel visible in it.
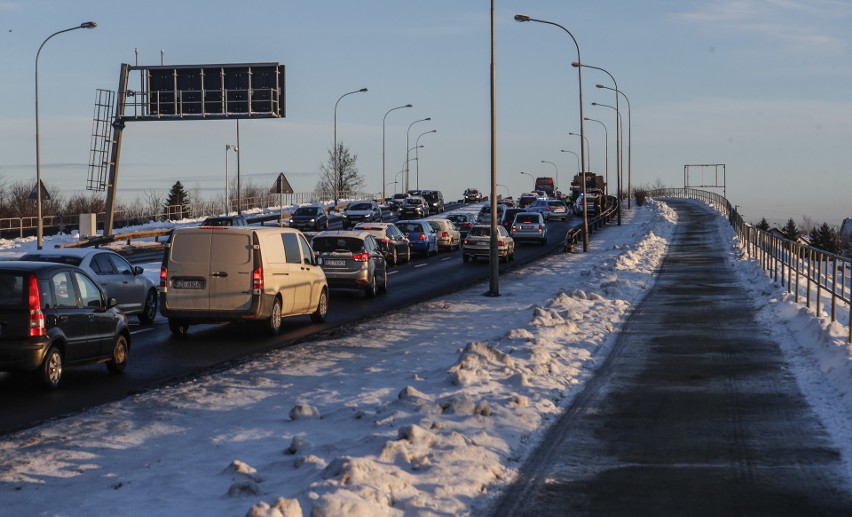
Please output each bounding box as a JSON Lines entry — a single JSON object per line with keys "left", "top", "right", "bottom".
{"left": 365, "top": 275, "right": 377, "bottom": 298}
{"left": 265, "top": 297, "right": 283, "bottom": 336}
{"left": 138, "top": 288, "right": 158, "bottom": 324}
{"left": 391, "top": 247, "right": 398, "bottom": 266}
{"left": 311, "top": 289, "right": 328, "bottom": 323}
{"left": 405, "top": 246, "right": 412, "bottom": 263}
{"left": 40, "top": 345, "right": 63, "bottom": 390}
{"left": 106, "top": 334, "right": 129, "bottom": 374}
{"left": 168, "top": 318, "right": 190, "bottom": 336}
{"left": 379, "top": 269, "right": 388, "bottom": 293}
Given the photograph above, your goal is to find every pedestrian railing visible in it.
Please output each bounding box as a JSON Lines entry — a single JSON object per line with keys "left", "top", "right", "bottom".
{"left": 651, "top": 188, "right": 851, "bottom": 343}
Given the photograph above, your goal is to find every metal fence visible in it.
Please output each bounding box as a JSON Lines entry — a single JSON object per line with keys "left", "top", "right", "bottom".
{"left": 651, "top": 187, "right": 851, "bottom": 343}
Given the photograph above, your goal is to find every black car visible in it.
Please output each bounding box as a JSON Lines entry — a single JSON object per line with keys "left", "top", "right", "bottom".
{"left": 389, "top": 193, "right": 409, "bottom": 211}
{"left": 288, "top": 206, "right": 329, "bottom": 231}
{"left": 399, "top": 196, "right": 428, "bottom": 219}
{"left": 201, "top": 215, "right": 248, "bottom": 226}
{"left": 501, "top": 207, "right": 528, "bottom": 232}
{"left": 464, "top": 188, "right": 482, "bottom": 203}
{"left": 0, "top": 261, "right": 131, "bottom": 389}
{"left": 421, "top": 190, "right": 445, "bottom": 214}
{"left": 343, "top": 201, "right": 383, "bottom": 229}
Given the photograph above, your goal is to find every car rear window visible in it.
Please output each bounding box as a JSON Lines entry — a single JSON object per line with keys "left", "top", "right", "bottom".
{"left": 469, "top": 227, "right": 490, "bottom": 237}
{"left": 397, "top": 223, "right": 425, "bottom": 233}
{"left": 19, "top": 254, "right": 82, "bottom": 267}
{"left": 312, "top": 237, "right": 365, "bottom": 253}
{"left": 515, "top": 214, "right": 539, "bottom": 224}
{"left": 0, "top": 272, "right": 25, "bottom": 307}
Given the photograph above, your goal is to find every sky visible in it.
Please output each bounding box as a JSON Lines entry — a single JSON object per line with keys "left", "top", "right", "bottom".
{"left": 1, "top": 1, "right": 852, "bottom": 227}
{"left": 0, "top": 198, "right": 850, "bottom": 515}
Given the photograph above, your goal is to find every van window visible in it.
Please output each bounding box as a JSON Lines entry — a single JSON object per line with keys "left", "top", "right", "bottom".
{"left": 0, "top": 272, "right": 24, "bottom": 307}
{"left": 211, "top": 234, "right": 252, "bottom": 265}
{"left": 171, "top": 232, "right": 212, "bottom": 263}
{"left": 282, "top": 233, "right": 302, "bottom": 264}
{"left": 297, "top": 234, "right": 315, "bottom": 265}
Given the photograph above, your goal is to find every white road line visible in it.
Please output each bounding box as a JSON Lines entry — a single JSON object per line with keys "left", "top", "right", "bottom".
{"left": 130, "top": 327, "right": 155, "bottom": 335}
{"left": 414, "top": 263, "right": 428, "bottom": 268}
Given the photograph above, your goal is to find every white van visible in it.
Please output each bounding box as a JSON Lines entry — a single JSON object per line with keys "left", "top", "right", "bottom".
{"left": 160, "top": 226, "right": 328, "bottom": 336}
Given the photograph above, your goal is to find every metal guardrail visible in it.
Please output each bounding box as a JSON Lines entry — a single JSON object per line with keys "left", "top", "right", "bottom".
{"left": 651, "top": 188, "right": 851, "bottom": 344}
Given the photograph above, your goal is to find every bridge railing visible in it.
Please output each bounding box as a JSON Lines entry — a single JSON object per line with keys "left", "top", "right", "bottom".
{"left": 651, "top": 188, "right": 851, "bottom": 343}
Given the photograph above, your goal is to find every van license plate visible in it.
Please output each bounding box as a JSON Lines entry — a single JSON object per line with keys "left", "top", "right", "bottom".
{"left": 325, "top": 260, "right": 346, "bottom": 267}
{"left": 174, "top": 279, "right": 205, "bottom": 289}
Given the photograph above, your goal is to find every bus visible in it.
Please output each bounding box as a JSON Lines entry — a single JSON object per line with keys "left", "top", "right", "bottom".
{"left": 534, "top": 176, "right": 555, "bottom": 197}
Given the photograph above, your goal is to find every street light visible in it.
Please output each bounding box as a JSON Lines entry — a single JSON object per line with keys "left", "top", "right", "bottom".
{"left": 406, "top": 145, "right": 424, "bottom": 183}
{"left": 333, "top": 88, "right": 368, "bottom": 205}
{"left": 583, "top": 117, "right": 608, "bottom": 197}
{"left": 496, "top": 183, "right": 510, "bottom": 199}
{"left": 568, "top": 132, "right": 591, "bottom": 172}
{"left": 598, "top": 83, "right": 632, "bottom": 208}
{"left": 515, "top": 13, "right": 588, "bottom": 251}
{"left": 224, "top": 144, "right": 238, "bottom": 214}
{"left": 405, "top": 117, "right": 430, "bottom": 192}
{"left": 560, "top": 149, "right": 581, "bottom": 173}
{"left": 35, "top": 21, "right": 97, "bottom": 250}
{"left": 415, "top": 129, "right": 436, "bottom": 189}
{"left": 541, "top": 160, "right": 558, "bottom": 193}
{"left": 382, "top": 103, "right": 413, "bottom": 199}
{"left": 520, "top": 170, "right": 535, "bottom": 190}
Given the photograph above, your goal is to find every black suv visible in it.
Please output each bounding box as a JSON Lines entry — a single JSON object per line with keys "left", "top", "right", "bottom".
{"left": 399, "top": 196, "right": 429, "bottom": 219}
{"left": 0, "top": 261, "right": 131, "bottom": 389}
{"left": 421, "top": 190, "right": 445, "bottom": 214}
{"left": 288, "top": 206, "right": 329, "bottom": 231}
{"left": 464, "top": 188, "right": 482, "bottom": 203}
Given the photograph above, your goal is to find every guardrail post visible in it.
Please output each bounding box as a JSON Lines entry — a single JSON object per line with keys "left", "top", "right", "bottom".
{"left": 831, "top": 257, "right": 838, "bottom": 322}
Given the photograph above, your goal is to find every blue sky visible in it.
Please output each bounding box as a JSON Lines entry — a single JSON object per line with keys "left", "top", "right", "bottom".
{"left": 1, "top": 0, "right": 851, "bottom": 226}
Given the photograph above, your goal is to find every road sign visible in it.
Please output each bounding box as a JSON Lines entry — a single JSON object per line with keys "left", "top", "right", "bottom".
{"left": 270, "top": 173, "right": 293, "bottom": 194}
{"left": 28, "top": 180, "right": 51, "bottom": 201}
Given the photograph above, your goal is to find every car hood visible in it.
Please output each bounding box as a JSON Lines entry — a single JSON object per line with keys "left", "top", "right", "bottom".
{"left": 345, "top": 209, "right": 373, "bottom": 216}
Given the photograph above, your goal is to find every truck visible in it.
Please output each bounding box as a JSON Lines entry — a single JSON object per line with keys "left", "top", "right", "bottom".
{"left": 570, "top": 172, "right": 605, "bottom": 200}
{"left": 533, "top": 176, "right": 555, "bottom": 197}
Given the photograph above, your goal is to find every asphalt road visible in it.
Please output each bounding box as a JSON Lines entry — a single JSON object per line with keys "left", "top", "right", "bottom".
{"left": 0, "top": 206, "right": 578, "bottom": 436}
{"left": 489, "top": 199, "right": 852, "bottom": 516}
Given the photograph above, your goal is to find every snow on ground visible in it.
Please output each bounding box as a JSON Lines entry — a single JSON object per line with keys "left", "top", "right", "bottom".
{"left": 0, "top": 199, "right": 850, "bottom": 516}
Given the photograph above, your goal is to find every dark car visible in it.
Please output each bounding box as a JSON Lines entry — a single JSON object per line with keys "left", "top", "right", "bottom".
{"left": 0, "top": 261, "right": 131, "bottom": 389}
{"left": 343, "top": 201, "right": 383, "bottom": 229}
{"left": 445, "top": 212, "right": 477, "bottom": 236}
{"left": 201, "top": 215, "right": 248, "bottom": 226}
{"left": 421, "top": 190, "right": 445, "bottom": 214}
{"left": 19, "top": 248, "right": 158, "bottom": 324}
{"left": 399, "top": 196, "right": 429, "bottom": 219}
{"left": 389, "top": 193, "right": 409, "bottom": 211}
{"left": 288, "top": 205, "right": 329, "bottom": 231}
{"left": 464, "top": 188, "right": 482, "bottom": 204}
{"left": 518, "top": 193, "right": 538, "bottom": 208}
{"left": 501, "top": 207, "right": 528, "bottom": 232}
{"left": 353, "top": 222, "right": 411, "bottom": 265}
{"left": 311, "top": 231, "right": 388, "bottom": 297}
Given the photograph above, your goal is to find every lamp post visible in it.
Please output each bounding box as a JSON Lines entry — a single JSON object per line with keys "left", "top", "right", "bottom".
{"left": 405, "top": 117, "right": 430, "bottom": 192}
{"left": 333, "top": 88, "right": 368, "bottom": 205}
{"left": 406, "top": 145, "right": 423, "bottom": 184}
{"left": 583, "top": 117, "right": 608, "bottom": 198}
{"left": 520, "top": 170, "right": 535, "bottom": 191}
{"left": 568, "top": 132, "right": 591, "bottom": 172}
{"left": 224, "top": 144, "right": 238, "bottom": 214}
{"left": 515, "top": 13, "right": 588, "bottom": 251}
{"left": 598, "top": 83, "right": 632, "bottom": 208}
{"left": 415, "top": 129, "right": 436, "bottom": 189}
{"left": 560, "top": 149, "right": 581, "bottom": 173}
{"left": 496, "top": 183, "right": 510, "bottom": 199}
{"left": 35, "top": 21, "right": 97, "bottom": 250}
{"left": 382, "top": 103, "right": 413, "bottom": 199}
{"left": 592, "top": 101, "right": 623, "bottom": 225}
{"left": 540, "top": 160, "right": 558, "bottom": 194}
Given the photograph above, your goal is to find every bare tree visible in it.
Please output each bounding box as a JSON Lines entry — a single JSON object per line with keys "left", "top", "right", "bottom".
{"left": 315, "top": 141, "right": 364, "bottom": 203}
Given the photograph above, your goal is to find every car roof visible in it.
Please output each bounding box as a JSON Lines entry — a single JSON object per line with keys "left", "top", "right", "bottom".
{"left": 353, "top": 222, "right": 391, "bottom": 229}
{"left": 313, "top": 230, "right": 372, "bottom": 240}
{"left": 0, "top": 260, "right": 78, "bottom": 272}
{"left": 20, "top": 247, "right": 110, "bottom": 259}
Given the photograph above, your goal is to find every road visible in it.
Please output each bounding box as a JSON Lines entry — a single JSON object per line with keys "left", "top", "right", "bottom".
{"left": 0, "top": 204, "right": 579, "bottom": 436}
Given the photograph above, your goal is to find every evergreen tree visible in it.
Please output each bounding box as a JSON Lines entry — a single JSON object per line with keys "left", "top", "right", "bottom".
{"left": 810, "top": 223, "right": 841, "bottom": 254}
{"left": 756, "top": 218, "right": 770, "bottom": 231}
{"left": 315, "top": 142, "right": 365, "bottom": 203}
{"left": 781, "top": 218, "right": 799, "bottom": 241}
{"left": 164, "top": 181, "right": 190, "bottom": 220}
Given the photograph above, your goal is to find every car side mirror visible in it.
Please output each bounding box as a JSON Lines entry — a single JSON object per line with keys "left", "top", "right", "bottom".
{"left": 315, "top": 256, "right": 324, "bottom": 266}
{"left": 107, "top": 297, "right": 118, "bottom": 309}
{"left": 134, "top": 266, "right": 144, "bottom": 275}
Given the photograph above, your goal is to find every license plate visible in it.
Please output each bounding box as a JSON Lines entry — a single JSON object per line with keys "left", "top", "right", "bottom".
{"left": 325, "top": 260, "right": 346, "bottom": 267}
{"left": 522, "top": 225, "right": 534, "bottom": 230}
{"left": 173, "top": 279, "right": 205, "bottom": 289}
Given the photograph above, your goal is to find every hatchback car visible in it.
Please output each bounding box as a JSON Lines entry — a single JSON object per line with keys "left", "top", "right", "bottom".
{"left": 353, "top": 222, "right": 411, "bottom": 265}
{"left": 288, "top": 205, "right": 329, "bottom": 231}
{"left": 0, "top": 261, "right": 131, "bottom": 389}
{"left": 547, "top": 199, "right": 570, "bottom": 221}
{"left": 399, "top": 196, "right": 429, "bottom": 219}
{"left": 462, "top": 224, "right": 515, "bottom": 263}
{"left": 476, "top": 203, "right": 507, "bottom": 225}
{"left": 20, "top": 248, "right": 158, "bottom": 324}
{"left": 426, "top": 219, "right": 461, "bottom": 252}
{"left": 501, "top": 207, "right": 528, "bottom": 232}
{"left": 311, "top": 231, "right": 388, "bottom": 297}
{"left": 511, "top": 212, "right": 549, "bottom": 245}
{"left": 395, "top": 220, "right": 438, "bottom": 256}
{"left": 343, "top": 201, "right": 383, "bottom": 229}
{"left": 445, "top": 212, "right": 477, "bottom": 237}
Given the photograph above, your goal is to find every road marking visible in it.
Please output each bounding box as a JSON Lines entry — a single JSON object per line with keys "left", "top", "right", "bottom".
{"left": 130, "top": 327, "right": 155, "bottom": 335}
{"left": 389, "top": 270, "right": 400, "bottom": 275}
{"left": 414, "top": 263, "right": 428, "bottom": 268}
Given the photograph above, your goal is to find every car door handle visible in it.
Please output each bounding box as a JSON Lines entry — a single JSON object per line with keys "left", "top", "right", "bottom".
{"left": 211, "top": 272, "right": 228, "bottom": 278}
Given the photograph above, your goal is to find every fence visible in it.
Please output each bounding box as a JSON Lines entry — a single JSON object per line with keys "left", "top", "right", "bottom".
{"left": 651, "top": 188, "right": 851, "bottom": 343}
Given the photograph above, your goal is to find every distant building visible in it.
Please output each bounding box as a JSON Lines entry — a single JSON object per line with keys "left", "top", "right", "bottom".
{"left": 841, "top": 218, "right": 852, "bottom": 243}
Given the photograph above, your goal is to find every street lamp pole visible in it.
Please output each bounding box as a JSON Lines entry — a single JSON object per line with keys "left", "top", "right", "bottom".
{"left": 224, "top": 144, "right": 238, "bottom": 214}
{"left": 568, "top": 132, "right": 591, "bottom": 173}
{"left": 35, "top": 21, "right": 97, "bottom": 250}
{"left": 583, "top": 117, "right": 608, "bottom": 198}
{"left": 405, "top": 117, "right": 430, "bottom": 193}
{"left": 382, "top": 103, "right": 412, "bottom": 200}
{"left": 415, "top": 129, "right": 436, "bottom": 190}
{"left": 334, "top": 88, "right": 367, "bottom": 205}
{"left": 560, "top": 149, "right": 581, "bottom": 173}
{"left": 540, "top": 160, "right": 558, "bottom": 194}
{"left": 520, "top": 170, "right": 535, "bottom": 191}
{"left": 598, "top": 84, "right": 632, "bottom": 208}
{"left": 515, "top": 13, "right": 588, "bottom": 251}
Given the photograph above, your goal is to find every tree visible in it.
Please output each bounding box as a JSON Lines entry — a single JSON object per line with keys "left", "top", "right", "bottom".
{"left": 315, "top": 141, "right": 365, "bottom": 203}
{"left": 756, "top": 218, "right": 770, "bottom": 231}
{"left": 781, "top": 218, "right": 799, "bottom": 241}
{"left": 811, "top": 222, "right": 841, "bottom": 254}
{"left": 164, "top": 181, "right": 190, "bottom": 220}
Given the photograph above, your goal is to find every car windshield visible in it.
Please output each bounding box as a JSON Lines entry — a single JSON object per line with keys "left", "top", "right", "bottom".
{"left": 469, "top": 226, "right": 490, "bottom": 237}
{"left": 397, "top": 222, "right": 425, "bottom": 233}
{"left": 392, "top": 194, "right": 407, "bottom": 199}
{"left": 348, "top": 203, "right": 372, "bottom": 210}
{"left": 403, "top": 198, "right": 422, "bottom": 205}
{"left": 294, "top": 207, "right": 318, "bottom": 216}
{"left": 311, "top": 237, "right": 365, "bottom": 253}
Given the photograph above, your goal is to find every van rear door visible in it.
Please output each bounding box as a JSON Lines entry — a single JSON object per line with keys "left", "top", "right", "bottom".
{"left": 208, "top": 231, "right": 253, "bottom": 311}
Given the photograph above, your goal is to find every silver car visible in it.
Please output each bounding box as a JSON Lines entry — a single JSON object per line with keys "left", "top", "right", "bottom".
{"left": 311, "top": 231, "right": 388, "bottom": 297}
{"left": 510, "top": 212, "right": 548, "bottom": 245}
{"left": 19, "top": 247, "right": 158, "bottom": 323}
{"left": 462, "top": 224, "right": 515, "bottom": 263}
{"left": 426, "top": 219, "right": 461, "bottom": 252}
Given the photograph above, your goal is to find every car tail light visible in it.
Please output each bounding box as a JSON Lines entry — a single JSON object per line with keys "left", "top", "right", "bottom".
{"left": 418, "top": 234, "right": 426, "bottom": 241}
{"left": 441, "top": 231, "right": 449, "bottom": 238}
{"left": 463, "top": 239, "right": 471, "bottom": 246}
{"left": 498, "top": 240, "right": 505, "bottom": 246}
{"left": 28, "top": 274, "right": 45, "bottom": 337}
{"left": 512, "top": 225, "right": 517, "bottom": 232}
{"left": 352, "top": 252, "right": 370, "bottom": 262}
{"left": 160, "top": 266, "right": 168, "bottom": 288}
{"left": 252, "top": 266, "right": 264, "bottom": 291}
{"left": 537, "top": 226, "right": 543, "bottom": 233}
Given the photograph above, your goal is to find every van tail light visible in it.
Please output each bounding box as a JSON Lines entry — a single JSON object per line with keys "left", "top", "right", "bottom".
{"left": 160, "top": 266, "right": 168, "bottom": 288}
{"left": 28, "top": 274, "right": 45, "bottom": 337}
{"left": 252, "top": 266, "right": 264, "bottom": 292}
{"left": 352, "top": 252, "right": 370, "bottom": 262}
